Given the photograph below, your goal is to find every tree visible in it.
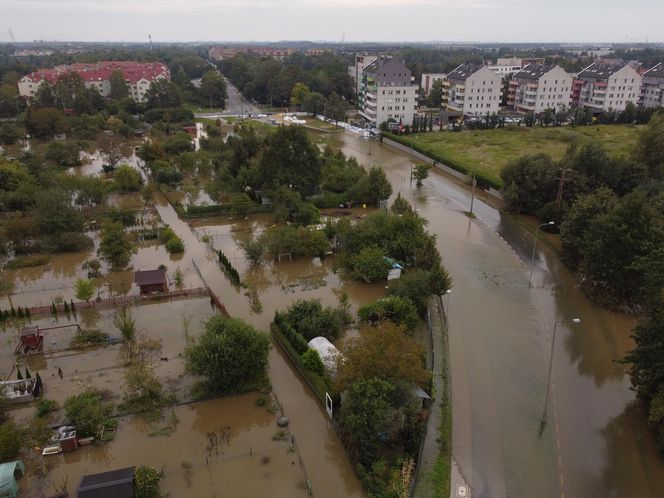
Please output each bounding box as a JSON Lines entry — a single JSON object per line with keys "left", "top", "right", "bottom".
{"left": 625, "top": 303, "right": 664, "bottom": 454}
{"left": 301, "top": 349, "right": 325, "bottom": 375}
{"left": 0, "top": 420, "right": 21, "bottom": 460}
{"left": 0, "top": 123, "right": 21, "bottom": 145}
{"left": 351, "top": 166, "right": 393, "bottom": 205}
{"left": 348, "top": 246, "right": 391, "bottom": 282}
{"left": 64, "top": 389, "right": 112, "bottom": 437}
{"left": 340, "top": 378, "right": 396, "bottom": 465}
{"left": 185, "top": 315, "right": 270, "bottom": 393}
{"left": 230, "top": 192, "right": 253, "bottom": 218}
{"left": 0, "top": 83, "right": 19, "bottom": 117}
{"left": 290, "top": 82, "right": 311, "bottom": 109}
{"left": 500, "top": 153, "right": 559, "bottom": 214}
{"left": 413, "top": 164, "right": 430, "bottom": 187}
{"left": 281, "top": 299, "right": 345, "bottom": 341}
{"left": 114, "top": 164, "right": 143, "bottom": 192}
{"left": 636, "top": 112, "right": 664, "bottom": 179}
{"left": 25, "top": 107, "right": 68, "bottom": 139}
{"left": 391, "top": 192, "right": 412, "bottom": 214}
{"left": 324, "top": 92, "right": 346, "bottom": 125}
{"left": 99, "top": 134, "right": 127, "bottom": 173}
{"left": 199, "top": 70, "right": 227, "bottom": 108}
{"left": 334, "top": 321, "right": 430, "bottom": 393}
{"left": 303, "top": 92, "right": 327, "bottom": 115}
{"left": 98, "top": 221, "right": 134, "bottom": 268}
{"left": 388, "top": 268, "right": 450, "bottom": 314}
{"left": 75, "top": 278, "right": 96, "bottom": 303}
{"left": 144, "top": 79, "right": 183, "bottom": 109}
{"left": 109, "top": 70, "right": 129, "bottom": 100}
{"left": 257, "top": 125, "right": 321, "bottom": 196}
{"left": 113, "top": 302, "right": 136, "bottom": 341}
{"left": 426, "top": 80, "right": 444, "bottom": 108}
{"left": 358, "top": 296, "right": 419, "bottom": 331}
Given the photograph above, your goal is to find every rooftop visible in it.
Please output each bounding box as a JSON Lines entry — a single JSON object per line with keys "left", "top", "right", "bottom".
{"left": 644, "top": 62, "right": 664, "bottom": 79}
{"left": 23, "top": 61, "right": 169, "bottom": 85}
{"left": 578, "top": 62, "right": 627, "bottom": 80}
{"left": 77, "top": 466, "right": 135, "bottom": 498}
{"left": 446, "top": 63, "right": 482, "bottom": 81}
{"left": 513, "top": 64, "right": 558, "bottom": 81}
{"left": 134, "top": 269, "right": 167, "bottom": 287}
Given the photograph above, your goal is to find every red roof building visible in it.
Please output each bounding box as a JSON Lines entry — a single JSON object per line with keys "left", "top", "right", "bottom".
{"left": 18, "top": 61, "right": 170, "bottom": 102}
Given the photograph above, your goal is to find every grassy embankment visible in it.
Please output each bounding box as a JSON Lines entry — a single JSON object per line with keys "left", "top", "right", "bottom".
{"left": 390, "top": 125, "right": 641, "bottom": 189}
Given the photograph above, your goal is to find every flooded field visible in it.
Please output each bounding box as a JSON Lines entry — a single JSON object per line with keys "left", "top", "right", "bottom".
{"left": 24, "top": 394, "right": 309, "bottom": 498}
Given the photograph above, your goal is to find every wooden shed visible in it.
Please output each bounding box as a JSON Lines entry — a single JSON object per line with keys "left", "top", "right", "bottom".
{"left": 76, "top": 467, "right": 135, "bottom": 498}
{"left": 134, "top": 269, "right": 168, "bottom": 295}
{"left": 19, "top": 325, "right": 42, "bottom": 353}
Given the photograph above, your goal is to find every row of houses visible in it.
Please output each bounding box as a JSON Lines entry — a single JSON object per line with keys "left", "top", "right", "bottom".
{"left": 208, "top": 46, "right": 327, "bottom": 61}
{"left": 422, "top": 59, "right": 664, "bottom": 117}
{"left": 17, "top": 61, "right": 171, "bottom": 103}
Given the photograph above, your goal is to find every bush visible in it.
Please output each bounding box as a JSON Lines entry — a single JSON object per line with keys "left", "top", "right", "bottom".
{"left": 0, "top": 421, "right": 22, "bottom": 460}
{"left": 64, "top": 389, "right": 113, "bottom": 437}
{"left": 301, "top": 349, "right": 325, "bottom": 375}
{"left": 185, "top": 316, "right": 270, "bottom": 394}
{"left": 70, "top": 329, "right": 109, "bottom": 348}
{"left": 358, "top": 296, "right": 419, "bottom": 331}
{"left": 165, "top": 235, "right": 185, "bottom": 253}
{"left": 134, "top": 466, "right": 161, "bottom": 498}
{"left": 36, "top": 399, "right": 59, "bottom": 418}
{"left": 348, "top": 246, "right": 391, "bottom": 283}
{"left": 281, "top": 299, "right": 344, "bottom": 341}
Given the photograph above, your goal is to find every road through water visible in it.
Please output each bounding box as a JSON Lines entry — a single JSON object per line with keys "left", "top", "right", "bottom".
{"left": 331, "top": 132, "right": 664, "bottom": 498}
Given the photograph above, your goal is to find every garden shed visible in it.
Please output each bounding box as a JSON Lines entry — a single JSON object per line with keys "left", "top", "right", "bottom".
{"left": 19, "top": 325, "right": 42, "bottom": 353}
{"left": 0, "top": 461, "right": 25, "bottom": 498}
{"left": 76, "top": 466, "right": 135, "bottom": 498}
{"left": 134, "top": 269, "right": 168, "bottom": 295}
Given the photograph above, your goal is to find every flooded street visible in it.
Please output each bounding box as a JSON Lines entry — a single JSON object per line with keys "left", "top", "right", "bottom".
{"left": 333, "top": 132, "right": 664, "bottom": 497}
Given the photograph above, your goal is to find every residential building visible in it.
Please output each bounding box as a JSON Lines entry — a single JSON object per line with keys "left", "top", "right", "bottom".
{"left": 18, "top": 61, "right": 170, "bottom": 103}
{"left": 358, "top": 57, "right": 417, "bottom": 127}
{"left": 485, "top": 57, "right": 546, "bottom": 76}
{"left": 641, "top": 62, "right": 664, "bottom": 108}
{"left": 420, "top": 73, "right": 446, "bottom": 95}
{"left": 348, "top": 54, "right": 378, "bottom": 95}
{"left": 508, "top": 64, "right": 573, "bottom": 113}
{"left": 444, "top": 64, "right": 502, "bottom": 117}
{"left": 577, "top": 62, "right": 642, "bottom": 112}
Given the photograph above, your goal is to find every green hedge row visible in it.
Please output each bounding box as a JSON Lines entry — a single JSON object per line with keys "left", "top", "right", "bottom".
{"left": 383, "top": 132, "right": 502, "bottom": 190}
{"left": 217, "top": 250, "right": 241, "bottom": 286}
{"left": 271, "top": 318, "right": 331, "bottom": 405}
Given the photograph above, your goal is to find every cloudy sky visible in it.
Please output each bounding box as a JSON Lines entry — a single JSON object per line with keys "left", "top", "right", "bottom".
{"left": 2, "top": 0, "right": 663, "bottom": 43}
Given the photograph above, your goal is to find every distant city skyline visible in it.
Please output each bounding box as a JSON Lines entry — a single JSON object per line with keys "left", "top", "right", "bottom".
{"left": 2, "top": 0, "right": 663, "bottom": 44}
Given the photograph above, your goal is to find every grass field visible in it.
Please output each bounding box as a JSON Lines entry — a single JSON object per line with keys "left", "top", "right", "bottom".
{"left": 394, "top": 125, "right": 642, "bottom": 188}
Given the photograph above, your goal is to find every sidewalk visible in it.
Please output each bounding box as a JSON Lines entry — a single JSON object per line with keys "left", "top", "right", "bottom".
{"left": 413, "top": 297, "right": 453, "bottom": 497}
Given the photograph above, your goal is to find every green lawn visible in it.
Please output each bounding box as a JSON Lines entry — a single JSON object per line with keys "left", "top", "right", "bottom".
{"left": 396, "top": 125, "right": 641, "bottom": 188}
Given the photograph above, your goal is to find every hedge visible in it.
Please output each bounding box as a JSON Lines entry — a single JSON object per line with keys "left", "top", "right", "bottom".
{"left": 383, "top": 132, "right": 502, "bottom": 190}
{"left": 271, "top": 317, "right": 331, "bottom": 405}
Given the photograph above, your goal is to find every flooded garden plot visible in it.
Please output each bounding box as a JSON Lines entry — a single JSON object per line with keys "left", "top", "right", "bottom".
{"left": 5, "top": 297, "right": 216, "bottom": 421}
{"left": 188, "top": 210, "right": 387, "bottom": 331}
{"left": 26, "top": 394, "right": 310, "bottom": 498}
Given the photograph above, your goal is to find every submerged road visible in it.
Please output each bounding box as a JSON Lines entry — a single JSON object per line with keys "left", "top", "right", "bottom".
{"left": 334, "top": 131, "right": 664, "bottom": 498}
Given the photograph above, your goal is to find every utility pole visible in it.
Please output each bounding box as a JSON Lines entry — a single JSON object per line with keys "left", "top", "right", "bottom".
{"left": 555, "top": 168, "right": 571, "bottom": 209}
{"left": 469, "top": 169, "right": 477, "bottom": 214}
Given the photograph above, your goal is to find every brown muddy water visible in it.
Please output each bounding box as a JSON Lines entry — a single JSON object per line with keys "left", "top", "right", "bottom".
{"left": 331, "top": 131, "right": 664, "bottom": 498}
{"left": 24, "top": 393, "right": 309, "bottom": 498}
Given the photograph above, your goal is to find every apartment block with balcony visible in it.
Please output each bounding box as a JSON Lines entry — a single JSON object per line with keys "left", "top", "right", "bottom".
{"left": 348, "top": 54, "right": 379, "bottom": 95}
{"left": 641, "top": 62, "right": 664, "bottom": 109}
{"left": 444, "top": 64, "right": 502, "bottom": 117}
{"left": 577, "top": 63, "right": 642, "bottom": 112}
{"left": 508, "top": 64, "right": 572, "bottom": 113}
{"left": 420, "top": 73, "right": 446, "bottom": 95}
{"left": 358, "top": 57, "right": 417, "bottom": 127}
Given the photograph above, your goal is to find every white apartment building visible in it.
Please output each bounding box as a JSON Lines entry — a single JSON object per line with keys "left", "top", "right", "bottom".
{"left": 508, "top": 64, "right": 573, "bottom": 113}
{"left": 18, "top": 61, "right": 170, "bottom": 103}
{"left": 444, "top": 64, "right": 502, "bottom": 117}
{"left": 577, "top": 63, "right": 642, "bottom": 112}
{"left": 348, "top": 54, "right": 378, "bottom": 95}
{"left": 641, "top": 62, "right": 664, "bottom": 108}
{"left": 420, "top": 73, "right": 446, "bottom": 95}
{"left": 358, "top": 57, "right": 417, "bottom": 127}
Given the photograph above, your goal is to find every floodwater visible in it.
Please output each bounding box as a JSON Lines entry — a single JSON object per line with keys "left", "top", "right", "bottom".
{"left": 5, "top": 297, "right": 216, "bottom": 421}
{"left": 28, "top": 393, "right": 309, "bottom": 498}
{"left": 69, "top": 149, "right": 144, "bottom": 177}
{"left": 332, "top": 131, "right": 664, "bottom": 497}
{"left": 151, "top": 193, "right": 369, "bottom": 497}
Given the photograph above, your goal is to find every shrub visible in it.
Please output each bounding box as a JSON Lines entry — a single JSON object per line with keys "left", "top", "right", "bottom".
{"left": 348, "top": 246, "right": 391, "bottom": 283}
{"left": 0, "top": 421, "right": 22, "bottom": 460}
{"left": 301, "top": 349, "right": 325, "bottom": 375}
{"left": 134, "top": 466, "right": 161, "bottom": 498}
{"left": 36, "top": 399, "right": 59, "bottom": 418}
{"left": 281, "top": 299, "right": 344, "bottom": 341}
{"left": 64, "top": 389, "right": 113, "bottom": 437}
{"left": 358, "top": 296, "right": 419, "bottom": 331}
{"left": 165, "top": 235, "right": 184, "bottom": 253}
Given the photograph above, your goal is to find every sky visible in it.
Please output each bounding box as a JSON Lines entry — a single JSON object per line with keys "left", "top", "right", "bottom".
{"left": 2, "top": 0, "right": 663, "bottom": 44}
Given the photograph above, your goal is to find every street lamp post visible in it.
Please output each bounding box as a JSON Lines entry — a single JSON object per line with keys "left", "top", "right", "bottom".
{"left": 529, "top": 221, "right": 555, "bottom": 286}
{"left": 444, "top": 289, "right": 452, "bottom": 316}
{"left": 541, "top": 318, "right": 581, "bottom": 430}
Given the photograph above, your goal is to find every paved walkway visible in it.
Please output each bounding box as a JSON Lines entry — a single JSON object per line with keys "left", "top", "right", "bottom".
{"left": 414, "top": 297, "right": 463, "bottom": 498}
